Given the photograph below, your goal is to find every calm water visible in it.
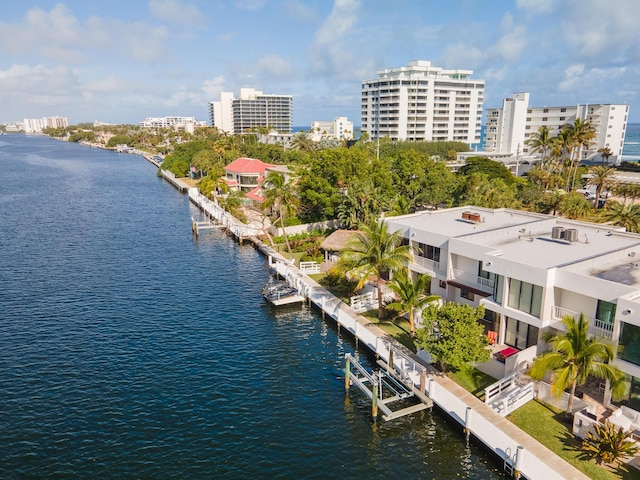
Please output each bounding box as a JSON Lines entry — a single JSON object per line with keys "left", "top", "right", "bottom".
{"left": 622, "top": 123, "right": 640, "bottom": 162}
{"left": 0, "top": 135, "right": 504, "bottom": 479}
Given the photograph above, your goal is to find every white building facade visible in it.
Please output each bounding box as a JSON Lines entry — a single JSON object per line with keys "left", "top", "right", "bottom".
{"left": 485, "top": 93, "right": 629, "bottom": 164}
{"left": 310, "top": 116, "right": 353, "bottom": 141}
{"left": 138, "top": 116, "right": 205, "bottom": 133}
{"left": 209, "top": 88, "right": 292, "bottom": 135}
{"left": 385, "top": 206, "right": 640, "bottom": 411}
{"left": 361, "top": 60, "right": 484, "bottom": 144}
{"left": 23, "top": 116, "right": 68, "bottom": 133}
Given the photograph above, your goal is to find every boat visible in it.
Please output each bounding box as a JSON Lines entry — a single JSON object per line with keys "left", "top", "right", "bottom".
{"left": 262, "top": 280, "right": 305, "bottom": 306}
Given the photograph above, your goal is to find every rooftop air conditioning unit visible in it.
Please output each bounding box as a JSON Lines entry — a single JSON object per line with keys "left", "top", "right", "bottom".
{"left": 551, "top": 226, "right": 565, "bottom": 240}
{"left": 565, "top": 228, "right": 579, "bottom": 242}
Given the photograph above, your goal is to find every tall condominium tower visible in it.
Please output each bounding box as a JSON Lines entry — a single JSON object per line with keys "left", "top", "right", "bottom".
{"left": 209, "top": 88, "right": 292, "bottom": 134}
{"left": 485, "top": 93, "right": 629, "bottom": 164}
{"left": 361, "top": 60, "right": 485, "bottom": 144}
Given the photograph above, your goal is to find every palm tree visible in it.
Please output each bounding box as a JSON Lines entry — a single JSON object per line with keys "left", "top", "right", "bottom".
{"left": 586, "top": 165, "right": 617, "bottom": 208}
{"left": 262, "top": 172, "right": 299, "bottom": 256}
{"left": 581, "top": 420, "right": 639, "bottom": 466}
{"left": 598, "top": 147, "right": 614, "bottom": 166}
{"left": 529, "top": 313, "right": 625, "bottom": 415}
{"left": 558, "top": 192, "right": 592, "bottom": 219}
{"left": 339, "top": 219, "right": 413, "bottom": 319}
{"left": 290, "top": 131, "right": 316, "bottom": 152}
{"left": 600, "top": 201, "right": 640, "bottom": 233}
{"left": 525, "top": 125, "right": 556, "bottom": 167}
{"left": 568, "top": 119, "right": 596, "bottom": 191}
{"left": 386, "top": 269, "right": 439, "bottom": 336}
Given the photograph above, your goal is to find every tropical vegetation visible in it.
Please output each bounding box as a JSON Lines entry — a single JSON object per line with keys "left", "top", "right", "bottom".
{"left": 581, "top": 420, "right": 639, "bottom": 467}
{"left": 529, "top": 314, "right": 626, "bottom": 414}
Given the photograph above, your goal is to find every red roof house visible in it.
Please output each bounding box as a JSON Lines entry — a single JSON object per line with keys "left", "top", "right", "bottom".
{"left": 223, "top": 157, "right": 275, "bottom": 193}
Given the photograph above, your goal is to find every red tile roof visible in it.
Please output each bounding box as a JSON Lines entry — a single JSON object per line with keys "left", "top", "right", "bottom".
{"left": 224, "top": 157, "right": 275, "bottom": 175}
{"left": 245, "top": 186, "right": 265, "bottom": 203}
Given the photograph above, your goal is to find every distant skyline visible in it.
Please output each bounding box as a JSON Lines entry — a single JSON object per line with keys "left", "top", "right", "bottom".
{"left": 1, "top": 0, "right": 639, "bottom": 126}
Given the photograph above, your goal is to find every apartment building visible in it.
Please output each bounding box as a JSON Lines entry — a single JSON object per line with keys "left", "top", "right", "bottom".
{"left": 361, "top": 60, "right": 484, "bottom": 143}
{"left": 484, "top": 93, "right": 629, "bottom": 164}
{"left": 23, "top": 116, "right": 68, "bottom": 133}
{"left": 310, "top": 116, "right": 353, "bottom": 141}
{"left": 385, "top": 206, "right": 640, "bottom": 411}
{"left": 138, "top": 116, "right": 205, "bottom": 133}
{"left": 209, "top": 88, "right": 292, "bottom": 135}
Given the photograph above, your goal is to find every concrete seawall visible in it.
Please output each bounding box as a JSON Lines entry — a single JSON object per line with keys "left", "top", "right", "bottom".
{"left": 174, "top": 183, "right": 589, "bottom": 480}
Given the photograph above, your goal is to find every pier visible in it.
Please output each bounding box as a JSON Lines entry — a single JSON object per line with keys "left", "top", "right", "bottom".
{"left": 180, "top": 185, "right": 589, "bottom": 480}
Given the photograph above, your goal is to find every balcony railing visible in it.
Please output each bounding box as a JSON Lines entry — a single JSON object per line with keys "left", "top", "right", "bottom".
{"left": 411, "top": 255, "right": 440, "bottom": 274}
{"left": 451, "top": 268, "right": 495, "bottom": 292}
{"left": 552, "top": 306, "right": 613, "bottom": 340}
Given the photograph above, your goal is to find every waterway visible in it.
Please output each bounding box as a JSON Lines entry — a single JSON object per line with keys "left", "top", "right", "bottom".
{"left": 0, "top": 134, "right": 505, "bottom": 478}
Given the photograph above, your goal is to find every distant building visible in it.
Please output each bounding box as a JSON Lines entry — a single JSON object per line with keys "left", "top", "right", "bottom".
{"left": 361, "top": 60, "right": 484, "bottom": 144}
{"left": 484, "top": 93, "right": 629, "bottom": 164}
{"left": 138, "top": 116, "right": 206, "bottom": 134}
{"left": 310, "top": 116, "right": 353, "bottom": 141}
{"left": 209, "top": 88, "right": 293, "bottom": 135}
{"left": 23, "top": 116, "right": 68, "bottom": 133}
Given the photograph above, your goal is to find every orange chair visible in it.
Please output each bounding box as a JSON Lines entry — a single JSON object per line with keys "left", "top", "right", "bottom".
{"left": 486, "top": 331, "right": 498, "bottom": 345}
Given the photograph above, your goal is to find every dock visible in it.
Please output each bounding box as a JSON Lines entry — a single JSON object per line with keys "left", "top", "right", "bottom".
{"left": 179, "top": 186, "right": 589, "bottom": 480}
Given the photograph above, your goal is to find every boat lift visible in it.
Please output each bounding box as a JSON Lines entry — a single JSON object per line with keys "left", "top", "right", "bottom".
{"left": 344, "top": 353, "right": 432, "bottom": 421}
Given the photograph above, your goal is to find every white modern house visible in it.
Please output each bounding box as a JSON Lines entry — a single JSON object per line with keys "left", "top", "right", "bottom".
{"left": 484, "top": 93, "right": 629, "bottom": 164}
{"left": 385, "top": 206, "right": 640, "bottom": 414}
{"left": 209, "top": 88, "right": 293, "bottom": 135}
{"left": 361, "top": 60, "right": 484, "bottom": 144}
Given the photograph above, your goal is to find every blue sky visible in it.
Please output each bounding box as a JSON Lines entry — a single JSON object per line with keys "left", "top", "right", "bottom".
{"left": 1, "top": 0, "right": 639, "bottom": 126}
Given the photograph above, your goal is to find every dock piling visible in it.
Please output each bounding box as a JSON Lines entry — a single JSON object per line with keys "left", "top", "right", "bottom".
{"left": 464, "top": 407, "right": 472, "bottom": 440}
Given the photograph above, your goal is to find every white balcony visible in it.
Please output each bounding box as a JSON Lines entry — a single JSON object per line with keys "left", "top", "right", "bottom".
{"left": 552, "top": 306, "right": 614, "bottom": 340}
{"left": 450, "top": 268, "right": 495, "bottom": 292}
{"left": 411, "top": 255, "right": 440, "bottom": 275}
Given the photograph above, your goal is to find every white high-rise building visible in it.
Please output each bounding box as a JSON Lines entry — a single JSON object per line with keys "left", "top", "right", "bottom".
{"left": 310, "top": 116, "right": 353, "bottom": 141}
{"left": 485, "top": 93, "right": 629, "bottom": 164}
{"left": 361, "top": 60, "right": 485, "bottom": 143}
{"left": 209, "top": 88, "right": 292, "bottom": 134}
{"left": 23, "top": 116, "right": 68, "bottom": 133}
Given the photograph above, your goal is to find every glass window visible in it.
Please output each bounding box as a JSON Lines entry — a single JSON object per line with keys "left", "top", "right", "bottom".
{"left": 531, "top": 286, "right": 543, "bottom": 317}
{"left": 508, "top": 279, "right": 521, "bottom": 309}
{"left": 505, "top": 318, "right": 517, "bottom": 347}
{"left": 519, "top": 282, "right": 533, "bottom": 312}
{"left": 504, "top": 317, "right": 538, "bottom": 349}
{"left": 494, "top": 275, "right": 504, "bottom": 305}
{"left": 517, "top": 321, "right": 529, "bottom": 349}
{"left": 596, "top": 300, "right": 616, "bottom": 324}
{"left": 618, "top": 322, "right": 640, "bottom": 366}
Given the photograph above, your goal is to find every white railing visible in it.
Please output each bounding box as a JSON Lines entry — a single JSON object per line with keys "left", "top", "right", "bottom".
{"left": 411, "top": 255, "right": 440, "bottom": 274}
{"left": 350, "top": 292, "right": 376, "bottom": 313}
{"left": 299, "top": 261, "right": 320, "bottom": 274}
{"left": 450, "top": 269, "right": 494, "bottom": 291}
{"left": 485, "top": 372, "right": 534, "bottom": 416}
{"left": 552, "top": 306, "right": 612, "bottom": 340}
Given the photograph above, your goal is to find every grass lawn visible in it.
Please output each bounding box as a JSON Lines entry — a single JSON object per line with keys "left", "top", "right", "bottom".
{"left": 507, "top": 400, "right": 637, "bottom": 480}
{"left": 448, "top": 367, "right": 496, "bottom": 401}
{"left": 361, "top": 310, "right": 416, "bottom": 352}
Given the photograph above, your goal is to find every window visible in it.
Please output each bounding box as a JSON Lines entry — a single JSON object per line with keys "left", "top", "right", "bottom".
{"left": 505, "top": 317, "right": 539, "bottom": 349}
{"left": 596, "top": 300, "right": 616, "bottom": 325}
{"left": 439, "top": 280, "right": 447, "bottom": 289}
{"left": 618, "top": 322, "right": 640, "bottom": 366}
{"left": 461, "top": 289, "right": 474, "bottom": 301}
{"left": 507, "top": 279, "right": 543, "bottom": 316}
{"left": 494, "top": 275, "right": 504, "bottom": 304}
{"left": 417, "top": 242, "right": 440, "bottom": 262}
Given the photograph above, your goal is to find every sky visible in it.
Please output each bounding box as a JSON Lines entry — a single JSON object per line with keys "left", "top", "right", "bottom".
{"left": 1, "top": 0, "right": 639, "bottom": 126}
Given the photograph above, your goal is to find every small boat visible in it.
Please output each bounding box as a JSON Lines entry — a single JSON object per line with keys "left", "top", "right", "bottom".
{"left": 262, "top": 280, "right": 305, "bottom": 306}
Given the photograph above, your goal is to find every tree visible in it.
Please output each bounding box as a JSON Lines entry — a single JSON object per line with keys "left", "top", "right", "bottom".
{"left": 339, "top": 219, "right": 413, "bottom": 319}
{"left": 529, "top": 314, "right": 625, "bottom": 415}
{"left": 386, "top": 269, "right": 439, "bottom": 337}
{"left": 586, "top": 165, "right": 617, "bottom": 209}
{"left": 598, "top": 147, "right": 613, "bottom": 166}
{"left": 262, "top": 172, "right": 300, "bottom": 256}
{"left": 581, "top": 420, "right": 639, "bottom": 466}
{"left": 600, "top": 201, "right": 640, "bottom": 233}
{"left": 558, "top": 192, "right": 592, "bottom": 219}
{"left": 526, "top": 125, "right": 556, "bottom": 167}
{"left": 567, "top": 119, "right": 596, "bottom": 191}
{"left": 414, "top": 302, "right": 490, "bottom": 372}
{"left": 290, "top": 131, "right": 316, "bottom": 152}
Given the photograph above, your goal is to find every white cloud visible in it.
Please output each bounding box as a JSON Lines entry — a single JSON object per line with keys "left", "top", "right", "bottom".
{"left": 256, "top": 54, "right": 293, "bottom": 78}
{"left": 148, "top": 0, "right": 205, "bottom": 27}
{"left": 309, "top": 0, "right": 361, "bottom": 76}
{"left": 0, "top": 64, "right": 77, "bottom": 95}
{"left": 285, "top": 0, "right": 318, "bottom": 23}
{"left": 558, "top": 63, "right": 585, "bottom": 92}
{"left": 516, "top": 0, "right": 554, "bottom": 14}
{"left": 201, "top": 76, "right": 227, "bottom": 100}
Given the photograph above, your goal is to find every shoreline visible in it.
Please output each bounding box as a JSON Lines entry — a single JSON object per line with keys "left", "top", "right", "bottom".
{"left": 178, "top": 179, "right": 589, "bottom": 480}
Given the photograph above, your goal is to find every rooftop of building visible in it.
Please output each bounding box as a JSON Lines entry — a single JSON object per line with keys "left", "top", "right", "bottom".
{"left": 224, "top": 157, "right": 275, "bottom": 175}
{"left": 386, "top": 207, "right": 640, "bottom": 285}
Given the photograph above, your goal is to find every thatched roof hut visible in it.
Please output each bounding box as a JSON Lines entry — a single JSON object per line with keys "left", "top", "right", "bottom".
{"left": 320, "top": 229, "right": 362, "bottom": 253}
